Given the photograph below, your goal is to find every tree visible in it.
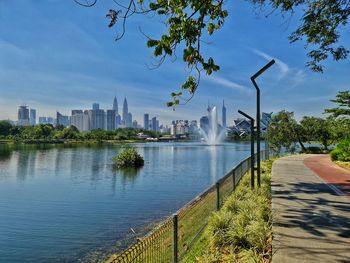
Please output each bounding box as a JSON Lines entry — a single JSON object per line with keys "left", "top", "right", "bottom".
{"left": 75, "top": 0, "right": 350, "bottom": 105}
{"left": 324, "top": 91, "right": 350, "bottom": 117}
{"left": 300, "top": 116, "right": 331, "bottom": 149}
{"left": 268, "top": 110, "right": 306, "bottom": 153}
{"left": 0, "top": 121, "right": 13, "bottom": 137}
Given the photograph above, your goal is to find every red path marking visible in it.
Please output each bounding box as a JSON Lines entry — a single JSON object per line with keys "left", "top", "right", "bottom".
{"left": 304, "top": 155, "right": 350, "bottom": 197}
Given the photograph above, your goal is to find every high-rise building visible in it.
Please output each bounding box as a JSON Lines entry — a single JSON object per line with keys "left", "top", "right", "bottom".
{"left": 113, "top": 96, "right": 118, "bottom": 115}
{"left": 151, "top": 117, "right": 158, "bottom": 131}
{"left": 200, "top": 116, "right": 209, "bottom": 133}
{"left": 90, "top": 108, "right": 105, "bottom": 130}
{"left": 92, "top": 103, "right": 99, "bottom": 111}
{"left": 71, "top": 110, "right": 84, "bottom": 131}
{"left": 143, "top": 113, "right": 149, "bottom": 130}
{"left": 56, "top": 112, "right": 70, "bottom": 127}
{"left": 107, "top": 110, "right": 116, "bottom": 130}
{"left": 222, "top": 100, "right": 227, "bottom": 128}
{"left": 116, "top": 114, "right": 121, "bottom": 128}
{"left": 126, "top": 112, "right": 133, "bottom": 128}
{"left": 18, "top": 105, "right": 30, "bottom": 126}
{"left": 30, "top": 109, "right": 36, "bottom": 126}
{"left": 122, "top": 97, "right": 128, "bottom": 125}
{"left": 83, "top": 110, "right": 90, "bottom": 131}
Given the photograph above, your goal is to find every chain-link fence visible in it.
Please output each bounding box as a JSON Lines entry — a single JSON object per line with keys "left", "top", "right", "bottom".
{"left": 108, "top": 151, "right": 267, "bottom": 263}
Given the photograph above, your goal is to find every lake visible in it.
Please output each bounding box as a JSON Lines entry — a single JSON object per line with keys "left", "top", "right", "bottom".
{"left": 0, "top": 142, "right": 256, "bottom": 262}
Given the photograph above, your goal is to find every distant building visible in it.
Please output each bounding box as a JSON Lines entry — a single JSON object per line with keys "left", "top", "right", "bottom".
{"left": 71, "top": 110, "right": 84, "bottom": 131}
{"left": 126, "top": 112, "right": 133, "bottom": 128}
{"left": 200, "top": 116, "right": 209, "bottom": 133}
{"left": 151, "top": 117, "right": 158, "bottom": 131}
{"left": 122, "top": 98, "right": 128, "bottom": 125}
{"left": 116, "top": 114, "right": 121, "bottom": 128}
{"left": 232, "top": 118, "right": 251, "bottom": 135}
{"left": 106, "top": 109, "right": 116, "bottom": 130}
{"left": 222, "top": 100, "right": 226, "bottom": 128}
{"left": 143, "top": 113, "right": 149, "bottom": 130}
{"left": 18, "top": 105, "right": 30, "bottom": 126}
{"left": 92, "top": 103, "right": 99, "bottom": 111}
{"left": 261, "top": 112, "right": 273, "bottom": 131}
{"left": 90, "top": 106, "right": 105, "bottom": 130}
{"left": 113, "top": 96, "right": 119, "bottom": 115}
{"left": 83, "top": 110, "right": 90, "bottom": 131}
{"left": 30, "top": 108, "right": 36, "bottom": 126}
{"left": 39, "top": 117, "right": 47, "bottom": 125}
{"left": 56, "top": 112, "right": 70, "bottom": 127}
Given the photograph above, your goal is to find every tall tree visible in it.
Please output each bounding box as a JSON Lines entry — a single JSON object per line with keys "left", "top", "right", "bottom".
{"left": 268, "top": 110, "right": 306, "bottom": 153}
{"left": 300, "top": 116, "right": 331, "bottom": 149}
{"left": 75, "top": 0, "right": 350, "bottom": 105}
{"left": 324, "top": 91, "right": 350, "bottom": 117}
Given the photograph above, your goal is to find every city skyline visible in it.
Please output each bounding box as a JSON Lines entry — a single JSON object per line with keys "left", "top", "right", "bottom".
{"left": 1, "top": 1, "right": 349, "bottom": 124}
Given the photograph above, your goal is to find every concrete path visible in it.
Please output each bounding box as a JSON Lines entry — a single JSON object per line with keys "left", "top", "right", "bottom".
{"left": 272, "top": 155, "right": 350, "bottom": 263}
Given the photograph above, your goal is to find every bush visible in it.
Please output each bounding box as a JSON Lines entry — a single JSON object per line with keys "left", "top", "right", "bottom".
{"left": 331, "top": 139, "right": 350, "bottom": 162}
{"left": 113, "top": 147, "right": 144, "bottom": 168}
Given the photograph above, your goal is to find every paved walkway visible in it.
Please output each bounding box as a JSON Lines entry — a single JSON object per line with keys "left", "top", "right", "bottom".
{"left": 272, "top": 155, "right": 350, "bottom": 263}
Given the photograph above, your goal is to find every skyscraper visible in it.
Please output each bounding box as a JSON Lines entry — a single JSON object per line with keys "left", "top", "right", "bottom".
{"left": 30, "top": 109, "right": 36, "bottom": 126}
{"left": 92, "top": 103, "right": 99, "bottom": 111}
{"left": 107, "top": 110, "right": 116, "bottom": 130}
{"left": 113, "top": 96, "right": 118, "bottom": 115}
{"left": 151, "top": 117, "right": 157, "bottom": 131}
{"left": 222, "top": 100, "right": 227, "bottom": 128}
{"left": 126, "top": 112, "right": 133, "bottom": 128}
{"left": 143, "top": 113, "right": 149, "bottom": 130}
{"left": 18, "top": 105, "right": 30, "bottom": 126}
{"left": 56, "top": 112, "right": 69, "bottom": 127}
{"left": 71, "top": 110, "right": 84, "bottom": 131}
{"left": 122, "top": 97, "right": 128, "bottom": 125}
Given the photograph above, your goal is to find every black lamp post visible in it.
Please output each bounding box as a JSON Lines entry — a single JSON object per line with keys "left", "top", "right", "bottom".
{"left": 238, "top": 110, "right": 255, "bottom": 189}
{"left": 250, "top": 59, "right": 275, "bottom": 187}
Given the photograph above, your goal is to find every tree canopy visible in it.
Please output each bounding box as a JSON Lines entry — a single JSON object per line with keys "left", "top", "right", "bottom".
{"left": 324, "top": 90, "right": 350, "bottom": 117}
{"left": 75, "top": 0, "right": 350, "bottom": 106}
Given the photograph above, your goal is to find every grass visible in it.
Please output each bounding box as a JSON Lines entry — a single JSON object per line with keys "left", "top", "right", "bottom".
{"left": 182, "top": 159, "right": 274, "bottom": 263}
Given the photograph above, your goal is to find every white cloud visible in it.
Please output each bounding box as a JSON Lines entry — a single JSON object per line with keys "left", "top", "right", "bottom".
{"left": 251, "top": 49, "right": 289, "bottom": 79}
{"left": 205, "top": 75, "right": 249, "bottom": 93}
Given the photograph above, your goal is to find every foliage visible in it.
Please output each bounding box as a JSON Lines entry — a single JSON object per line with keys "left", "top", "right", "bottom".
{"left": 268, "top": 111, "right": 306, "bottom": 153}
{"left": 75, "top": 0, "right": 349, "bottom": 105}
{"left": 331, "top": 139, "right": 350, "bottom": 162}
{"left": 112, "top": 147, "right": 144, "bottom": 168}
{"left": 300, "top": 116, "right": 332, "bottom": 149}
{"left": 192, "top": 159, "right": 274, "bottom": 262}
{"left": 324, "top": 91, "right": 350, "bottom": 117}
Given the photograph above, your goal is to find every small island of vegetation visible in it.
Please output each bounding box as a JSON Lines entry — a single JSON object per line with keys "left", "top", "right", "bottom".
{"left": 113, "top": 147, "right": 145, "bottom": 168}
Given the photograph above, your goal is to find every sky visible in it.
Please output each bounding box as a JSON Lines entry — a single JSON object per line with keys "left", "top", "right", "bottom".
{"left": 0, "top": 0, "right": 349, "bottom": 125}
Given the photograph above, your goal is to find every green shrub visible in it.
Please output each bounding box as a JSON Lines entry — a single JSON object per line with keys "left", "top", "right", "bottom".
{"left": 331, "top": 139, "right": 350, "bottom": 162}
{"left": 113, "top": 147, "right": 144, "bottom": 168}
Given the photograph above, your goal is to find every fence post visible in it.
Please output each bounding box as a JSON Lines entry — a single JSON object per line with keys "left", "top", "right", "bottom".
{"left": 173, "top": 214, "right": 178, "bottom": 263}
{"left": 216, "top": 182, "right": 220, "bottom": 211}
{"left": 233, "top": 170, "right": 236, "bottom": 191}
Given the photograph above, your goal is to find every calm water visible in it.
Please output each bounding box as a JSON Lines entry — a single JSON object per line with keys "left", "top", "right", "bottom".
{"left": 0, "top": 142, "right": 253, "bottom": 262}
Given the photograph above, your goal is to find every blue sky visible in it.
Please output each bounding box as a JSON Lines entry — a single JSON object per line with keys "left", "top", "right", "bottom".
{"left": 0, "top": 0, "right": 349, "bottom": 125}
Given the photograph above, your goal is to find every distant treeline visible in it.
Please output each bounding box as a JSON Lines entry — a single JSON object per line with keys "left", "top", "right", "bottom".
{"left": 0, "top": 121, "right": 162, "bottom": 142}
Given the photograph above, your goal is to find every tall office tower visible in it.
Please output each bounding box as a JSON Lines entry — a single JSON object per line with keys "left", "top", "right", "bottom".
{"left": 143, "top": 113, "right": 149, "bottom": 130}
{"left": 83, "top": 110, "right": 90, "bottom": 131}
{"left": 90, "top": 109, "right": 105, "bottom": 130}
{"left": 18, "top": 105, "right": 30, "bottom": 126}
{"left": 116, "top": 114, "right": 121, "bottom": 128}
{"left": 200, "top": 116, "right": 209, "bottom": 133}
{"left": 122, "top": 97, "right": 128, "bottom": 125}
{"left": 56, "top": 112, "right": 69, "bottom": 127}
{"left": 47, "top": 117, "right": 55, "bottom": 125}
{"left": 151, "top": 117, "right": 157, "bottom": 131}
{"left": 71, "top": 110, "right": 84, "bottom": 131}
{"left": 222, "top": 100, "right": 227, "bottom": 128}
{"left": 92, "top": 103, "right": 99, "bottom": 111}
{"left": 107, "top": 110, "right": 116, "bottom": 130}
{"left": 113, "top": 96, "right": 118, "bottom": 115}
{"left": 126, "top": 112, "right": 133, "bottom": 128}
{"left": 29, "top": 109, "right": 36, "bottom": 126}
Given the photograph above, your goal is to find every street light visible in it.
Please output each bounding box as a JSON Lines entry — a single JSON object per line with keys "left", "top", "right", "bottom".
{"left": 250, "top": 59, "right": 275, "bottom": 188}
{"left": 238, "top": 110, "right": 255, "bottom": 189}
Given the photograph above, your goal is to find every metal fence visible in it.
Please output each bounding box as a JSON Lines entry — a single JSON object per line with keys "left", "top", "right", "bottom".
{"left": 109, "top": 151, "right": 267, "bottom": 263}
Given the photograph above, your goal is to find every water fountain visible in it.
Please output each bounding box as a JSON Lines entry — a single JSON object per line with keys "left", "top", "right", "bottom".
{"left": 200, "top": 106, "right": 226, "bottom": 145}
